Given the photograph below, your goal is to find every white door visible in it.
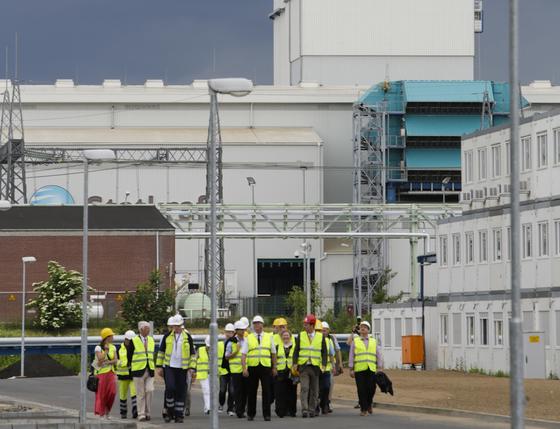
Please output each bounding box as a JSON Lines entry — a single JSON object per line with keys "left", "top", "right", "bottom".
{"left": 523, "top": 331, "right": 546, "bottom": 379}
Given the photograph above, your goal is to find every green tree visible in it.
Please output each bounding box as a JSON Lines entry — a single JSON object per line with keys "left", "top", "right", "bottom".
{"left": 27, "top": 261, "right": 85, "bottom": 331}
{"left": 285, "top": 286, "right": 306, "bottom": 333}
{"left": 121, "top": 270, "right": 174, "bottom": 333}
{"left": 372, "top": 268, "right": 402, "bottom": 304}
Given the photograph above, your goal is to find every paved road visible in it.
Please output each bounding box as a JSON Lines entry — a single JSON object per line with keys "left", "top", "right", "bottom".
{"left": 0, "top": 376, "right": 543, "bottom": 429}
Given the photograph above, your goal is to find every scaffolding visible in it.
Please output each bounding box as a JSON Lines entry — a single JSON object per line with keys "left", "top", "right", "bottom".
{"left": 352, "top": 100, "right": 387, "bottom": 317}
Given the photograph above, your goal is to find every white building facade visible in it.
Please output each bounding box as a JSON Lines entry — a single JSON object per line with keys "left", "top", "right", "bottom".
{"left": 433, "top": 109, "right": 560, "bottom": 377}
{"left": 271, "top": 0, "right": 476, "bottom": 86}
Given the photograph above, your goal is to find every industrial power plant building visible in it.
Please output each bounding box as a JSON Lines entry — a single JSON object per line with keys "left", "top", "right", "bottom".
{"left": 1, "top": 0, "right": 560, "bottom": 378}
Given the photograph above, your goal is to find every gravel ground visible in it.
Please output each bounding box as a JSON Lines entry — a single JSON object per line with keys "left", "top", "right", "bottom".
{"left": 331, "top": 369, "right": 560, "bottom": 422}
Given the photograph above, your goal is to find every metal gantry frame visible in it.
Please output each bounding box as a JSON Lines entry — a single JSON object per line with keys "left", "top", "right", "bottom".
{"left": 0, "top": 80, "right": 27, "bottom": 203}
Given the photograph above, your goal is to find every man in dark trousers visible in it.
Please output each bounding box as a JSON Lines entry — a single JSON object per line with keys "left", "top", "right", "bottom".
{"left": 156, "top": 315, "right": 192, "bottom": 423}
{"left": 226, "top": 319, "right": 249, "bottom": 418}
{"left": 242, "top": 315, "right": 277, "bottom": 421}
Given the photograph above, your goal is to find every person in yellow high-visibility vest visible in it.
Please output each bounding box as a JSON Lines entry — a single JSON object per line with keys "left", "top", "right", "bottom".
{"left": 131, "top": 321, "right": 156, "bottom": 422}
{"left": 242, "top": 315, "right": 277, "bottom": 421}
{"left": 316, "top": 321, "right": 336, "bottom": 416}
{"left": 197, "top": 336, "right": 212, "bottom": 414}
{"left": 116, "top": 330, "right": 138, "bottom": 419}
{"left": 226, "top": 319, "right": 249, "bottom": 418}
{"left": 274, "top": 330, "right": 297, "bottom": 418}
{"left": 349, "top": 321, "right": 382, "bottom": 416}
{"left": 94, "top": 328, "right": 118, "bottom": 418}
{"left": 292, "top": 314, "right": 328, "bottom": 418}
{"left": 156, "top": 315, "right": 191, "bottom": 423}
{"left": 219, "top": 323, "right": 235, "bottom": 415}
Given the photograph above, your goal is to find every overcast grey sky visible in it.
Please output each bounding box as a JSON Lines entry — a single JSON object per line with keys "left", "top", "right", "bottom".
{"left": 1, "top": 0, "right": 558, "bottom": 85}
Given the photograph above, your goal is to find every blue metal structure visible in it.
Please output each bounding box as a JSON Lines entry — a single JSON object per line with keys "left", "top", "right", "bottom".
{"left": 356, "top": 80, "right": 526, "bottom": 203}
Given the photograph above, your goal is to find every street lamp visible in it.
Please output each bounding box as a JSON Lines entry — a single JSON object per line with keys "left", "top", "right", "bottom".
{"left": 21, "top": 256, "right": 36, "bottom": 378}
{"left": 417, "top": 252, "right": 437, "bottom": 370}
{"left": 80, "top": 149, "right": 115, "bottom": 424}
{"left": 246, "top": 177, "right": 257, "bottom": 313}
{"left": 442, "top": 177, "right": 451, "bottom": 204}
{"left": 295, "top": 242, "right": 312, "bottom": 314}
{"left": 208, "top": 78, "right": 252, "bottom": 429}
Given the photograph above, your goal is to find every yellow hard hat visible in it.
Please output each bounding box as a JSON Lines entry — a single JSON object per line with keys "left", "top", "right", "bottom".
{"left": 315, "top": 319, "right": 322, "bottom": 331}
{"left": 100, "top": 327, "right": 115, "bottom": 340}
{"left": 273, "top": 317, "right": 288, "bottom": 327}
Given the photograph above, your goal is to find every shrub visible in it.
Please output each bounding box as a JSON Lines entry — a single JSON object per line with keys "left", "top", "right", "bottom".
{"left": 27, "top": 261, "right": 86, "bottom": 331}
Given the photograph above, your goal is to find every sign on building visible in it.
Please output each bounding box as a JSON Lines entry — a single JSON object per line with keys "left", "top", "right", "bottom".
{"left": 474, "top": 0, "right": 483, "bottom": 33}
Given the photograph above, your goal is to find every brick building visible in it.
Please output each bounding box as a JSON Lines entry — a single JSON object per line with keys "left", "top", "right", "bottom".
{"left": 0, "top": 205, "right": 175, "bottom": 322}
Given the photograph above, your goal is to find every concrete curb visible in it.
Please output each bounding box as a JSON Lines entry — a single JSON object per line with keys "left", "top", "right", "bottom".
{"left": 333, "top": 397, "right": 560, "bottom": 428}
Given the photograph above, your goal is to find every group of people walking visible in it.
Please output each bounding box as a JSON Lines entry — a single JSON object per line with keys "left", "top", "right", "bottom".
{"left": 91, "top": 313, "right": 382, "bottom": 421}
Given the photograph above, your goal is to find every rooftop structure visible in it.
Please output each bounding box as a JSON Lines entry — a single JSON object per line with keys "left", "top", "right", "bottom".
{"left": 271, "top": 0, "right": 476, "bottom": 86}
{"left": 355, "top": 80, "right": 525, "bottom": 204}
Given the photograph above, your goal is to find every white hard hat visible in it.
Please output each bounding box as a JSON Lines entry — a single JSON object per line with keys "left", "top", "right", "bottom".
{"left": 225, "top": 323, "right": 235, "bottom": 332}
{"left": 234, "top": 320, "right": 247, "bottom": 330}
{"left": 360, "top": 321, "right": 371, "bottom": 331}
{"left": 252, "top": 315, "right": 264, "bottom": 324}
{"left": 321, "top": 321, "right": 330, "bottom": 330}
{"left": 124, "top": 330, "right": 136, "bottom": 340}
{"left": 168, "top": 315, "right": 184, "bottom": 326}
{"left": 240, "top": 316, "right": 249, "bottom": 325}
{"left": 205, "top": 335, "right": 210, "bottom": 347}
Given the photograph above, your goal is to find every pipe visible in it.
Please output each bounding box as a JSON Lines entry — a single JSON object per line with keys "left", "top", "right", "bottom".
{"left": 175, "top": 231, "right": 431, "bottom": 240}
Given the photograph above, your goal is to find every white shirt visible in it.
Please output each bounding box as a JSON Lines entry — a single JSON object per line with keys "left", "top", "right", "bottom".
{"left": 241, "top": 332, "right": 276, "bottom": 355}
{"left": 169, "top": 332, "right": 183, "bottom": 368}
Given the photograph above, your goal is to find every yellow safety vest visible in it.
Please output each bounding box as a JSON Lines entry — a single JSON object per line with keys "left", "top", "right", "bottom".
{"left": 156, "top": 332, "right": 191, "bottom": 369}
{"left": 116, "top": 343, "right": 131, "bottom": 377}
{"left": 325, "top": 337, "right": 334, "bottom": 372}
{"left": 228, "top": 341, "right": 242, "bottom": 374}
{"left": 297, "top": 331, "right": 323, "bottom": 367}
{"left": 276, "top": 343, "right": 294, "bottom": 371}
{"left": 353, "top": 336, "right": 377, "bottom": 373}
{"left": 246, "top": 332, "right": 272, "bottom": 367}
{"left": 131, "top": 336, "right": 155, "bottom": 373}
{"left": 197, "top": 346, "right": 209, "bottom": 380}
{"left": 95, "top": 343, "right": 117, "bottom": 375}
{"left": 218, "top": 341, "right": 228, "bottom": 376}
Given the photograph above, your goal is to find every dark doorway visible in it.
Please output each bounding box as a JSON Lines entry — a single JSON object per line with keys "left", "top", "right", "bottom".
{"left": 257, "top": 258, "right": 315, "bottom": 296}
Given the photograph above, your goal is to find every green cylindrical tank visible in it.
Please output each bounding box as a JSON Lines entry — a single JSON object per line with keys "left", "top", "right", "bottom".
{"left": 182, "top": 292, "right": 211, "bottom": 319}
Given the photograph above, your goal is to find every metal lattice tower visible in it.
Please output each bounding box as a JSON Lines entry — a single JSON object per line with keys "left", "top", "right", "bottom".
{"left": 0, "top": 80, "right": 27, "bottom": 203}
{"left": 205, "top": 93, "right": 226, "bottom": 308}
{"left": 352, "top": 102, "right": 387, "bottom": 317}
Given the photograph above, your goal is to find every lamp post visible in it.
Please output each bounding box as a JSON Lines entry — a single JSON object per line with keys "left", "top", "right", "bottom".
{"left": 80, "top": 149, "right": 115, "bottom": 424}
{"left": 247, "top": 177, "right": 257, "bottom": 313}
{"left": 509, "top": 0, "right": 525, "bottom": 426}
{"left": 208, "top": 78, "right": 252, "bottom": 429}
{"left": 21, "top": 256, "right": 36, "bottom": 378}
{"left": 295, "top": 243, "right": 312, "bottom": 314}
{"left": 442, "top": 176, "right": 451, "bottom": 204}
{"left": 417, "top": 252, "right": 436, "bottom": 370}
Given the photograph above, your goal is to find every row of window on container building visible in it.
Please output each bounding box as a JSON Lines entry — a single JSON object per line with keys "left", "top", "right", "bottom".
{"left": 439, "top": 310, "right": 560, "bottom": 348}
{"left": 464, "top": 128, "right": 560, "bottom": 183}
{"left": 371, "top": 317, "right": 423, "bottom": 349}
{"left": 438, "top": 221, "right": 560, "bottom": 266}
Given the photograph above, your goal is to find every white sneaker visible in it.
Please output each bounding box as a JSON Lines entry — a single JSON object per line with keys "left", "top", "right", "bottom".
{"left": 105, "top": 415, "right": 111, "bottom": 420}
{"left": 218, "top": 406, "right": 223, "bottom": 413}
{"left": 228, "top": 411, "right": 235, "bottom": 417}
{"left": 204, "top": 409, "right": 210, "bottom": 415}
